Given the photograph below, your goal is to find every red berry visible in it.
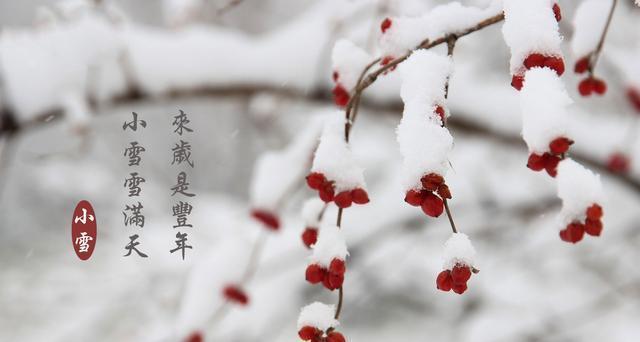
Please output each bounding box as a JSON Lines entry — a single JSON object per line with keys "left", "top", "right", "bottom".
{"left": 574, "top": 56, "right": 590, "bottom": 74}
{"left": 250, "top": 209, "right": 280, "bottom": 230}
{"left": 437, "top": 184, "right": 452, "bottom": 200}
{"left": 185, "top": 331, "right": 203, "bottom": 342}
{"left": 607, "top": 152, "right": 630, "bottom": 174}
{"left": 421, "top": 192, "right": 444, "bottom": 217}
{"left": 319, "top": 182, "right": 335, "bottom": 202}
{"left": 560, "top": 223, "right": 585, "bottom": 244}
{"left": 435, "top": 105, "right": 446, "bottom": 124}
{"left": 223, "top": 285, "right": 249, "bottom": 305}
{"left": 549, "top": 137, "right": 573, "bottom": 155}
{"left": 302, "top": 227, "right": 318, "bottom": 248}
{"left": 544, "top": 154, "right": 561, "bottom": 177}
{"left": 527, "top": 153, "right": 546, "bottom": 171}
{"left": 436, "top": 270, "right": 453, "bottom": 291}
{"left": 578, "top": 78, "right": 594, "bottom": 96}
{"left": 421, "top": 173, "right": 444, "bottom": 191}
{"left": 381, "top": 56, "right": 394, "bottom": 66}
{"left": 306, "top": 172, "right": 326, "bottom": 190}
{"left": 329, "top": 258, "right": 346, "bottom": 275}
{"left": 351, "top": 188, "right": 370, "bottom": 204}
{"left": 524, "top": 53, "right": 546, "bottom": 69}
{"left": 451, "top": 264, "right": 472, "bottom": 285}
{"left": 332, "top": 71, "right": 339, "bottom": 82}
{"left": 552, "top": 3, "right": 562, "bottom": 22}
{"left": 511, "top": 75, "right": 524, "bottom": 90}
{"left": 544, "top": 56, "right": 565, "bottom": 76}
{"left": 584, "top": 219, "right": 603, "bottom": 236}
{"left": 305, "top": 264, "right": 326, "bottom": 284}
{"left": 298, "top": 326, "right": 321, "bottom": 341}
{"left": 452, "top": 282, "right": 468, "bottom": 294}
{"left": 404, "top": 189, "right": 424, "bottom": 207}
{"left": 327, "top": 331, "right": 346, "bottom": 342}
{"left": 334, "top": 191, "right": 353, "bottom": 208}
{"left": 627, "top": 87, "right": 640, "bottom": 112}
{"left": 327, "top": 272, "right": 344, "bottom": 289}
{"left": 332, "top": 84, "right": 350, "bottom": 107}
{"left": 593, "top": 78, "right": 607, "bottom": 95}
{"left": 380, "top": 17, "right": 392, "bottom": 33}
{"left": 586, "top": 204, "right": 603, "bottom": 221}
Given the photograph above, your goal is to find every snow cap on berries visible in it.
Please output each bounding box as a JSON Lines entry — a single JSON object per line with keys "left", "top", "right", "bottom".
{"left": 331, "top": 39, "right": 372, "bottom": 90}
{"left": 309, "top": 224, "right": 348, "bottom": 268}
{"left": 556, "top": 159, "right": 604, "bottom": 225}
{"left": 520, "top": 68, "right": 572, "bottom": 154}
{"left": 399, "top": 49, "right": 452, "bottom": 107}
{"left": 302, "top": 198, "right": 325, "bottom": 228}
{"left": 571, "top": 0, "right": 612, "bottom": 59}
{"left": 297, "top": 302, "right": 339, "bottom": 331}
{"left": 311, "top": 112, "right": 366, "bottom": 193}
{"left": 443, "top": 233, "right": 476, "bottom": 270}
{"left": 502, "top": 0, "right": 563, "bottom": 75}
{"left": 250, "top": 115, "right": 325, "bottom": 212}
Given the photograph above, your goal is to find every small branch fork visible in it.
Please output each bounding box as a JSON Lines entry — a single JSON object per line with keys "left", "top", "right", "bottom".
{"left": 335, "top": 12, "right": 504, "bottom": 330}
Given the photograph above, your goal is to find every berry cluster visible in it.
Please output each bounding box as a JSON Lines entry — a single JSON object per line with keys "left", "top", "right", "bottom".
{"left": 223, "top": 285, "right": 249, "bottom": 305}
{"left": 298, "top": 327, "right": 346, "bottom": 342}
{"left": 250, "top": 209, "right": 280, "bottom": 230}
{"left": 527, "top": 137, "right": 574, "bottom": 177}
{"left": 436, "top": 263, "right": 473, "bottom": 295}
{"left": 607, "top": 152, "right": 630, "bottom": 174}
{"left": 559, "top": 204, "right": 604, "bottom": 243}
{"left": 511, "top": 53, "right": 565, "bottom": 90}
{"left": 305, "top": 258, "right": 346, "bottom": 291}
{"left": 306, "top": 172, "right": 370, "bottom": 208}
{"left": 331, "top": 72, "right": 350, "bottom": 107}
{"left": 574, "top": 56, "right": 607, "bottom": 97}
{"left": 404, "top": 173, "right": 451, "bottom": 218}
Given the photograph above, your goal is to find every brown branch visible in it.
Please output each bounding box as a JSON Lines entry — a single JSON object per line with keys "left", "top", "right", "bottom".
{"left": 589, "top": 0, "right": 618, "bottom": 75}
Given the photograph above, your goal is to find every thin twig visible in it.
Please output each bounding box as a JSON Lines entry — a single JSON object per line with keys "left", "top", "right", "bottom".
{"left": 589, "top": 0, "right": 617, "bottom": 74}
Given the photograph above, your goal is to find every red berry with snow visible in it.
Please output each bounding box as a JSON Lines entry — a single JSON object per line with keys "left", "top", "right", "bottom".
{"left": 607, "top": 152, "right": 630, "bottom": 174}
{"left": 549, "top": 137, "right": 573, "bottom": 155}
{"left": 302, "top": 227, "right": 318, "bottom": 248}
{"left": 404, "top": 189, "right": 424, "bottom": 207}
{"left": 578, "top": 78, "right": 594, "bottom": 96}
{"left": 305, "top": 264, "right": 326, "bottom": 284}
{"left": 451, "top": 264, "right": 472, "bottom": 285}
{"left": 584, "top": 219, "right": 603, "bottom": 236}
{"left": 559, "top": 222, "right": 585, "bottom": 244}
{"left": 574, "top": 57, "right": 590, "bottom": 74}
{"left": 319, "top": 182, "right": 335, "bottom": 202}
{"left": 223, "top": 285, "right": 249, "bottom": 305}
{"left": 334, "top": 191, "right": 353, "bottom": 208}
{"left": 511, "top": 75, "right": 524, "bottom": 90}
{"left": 185, "top": 331, "right": 203, "bottom": 342}
{"left": 586, "top": 204, "right": 603, "bottom": 221}
{"left": 524, "top": 53, "right": 546, "bottom": 69}
{"left": 332, "top": 84, "right": 350, "bottom": 107}
{"left": 326, "top": 272, "right": 344, "bottom": 290}
{"left": 306, "top": 172, "right": 326, "bottom": 190}
{"left": 298, "top": 326, "right": 322, "bottom": 341}
{"left": 552, "top": 3, "right": 562, "bottom": 22}
{"left": 545, "top": 154, "right": 561, "bottom": 177}
{"left": 380, "top": 17, "right": 392, "bottom": 33}
{"left": 421, "top": 192, "right": 444, "bottom": 217}
{"left": 627, "top": 88, "right": 640, "bottom": 112}
{"left": 351, "top": 188, "right": 370, "bottom": 204}
{"left": 437, "top": 184, "right": 452, "bottom": 200}
{"left": 527, "top": 153, "right": 546, "bottom": 171}
{"left": 329, "top": 258, "right": 346, "bottom": 275}
{"left": 452, "top": 282, "right": 468, "bottom": 295}
{"left": 250, "top": 209, "right": 280, "bottom": 230}
{"left": 544, "top": 56, "right": 565, "bottom": 76}
{"left": 435, "top": 105, "right": 446, "bottom": 124}
{"left": 593, "top": 78, "right": 607, "bottom": 95}
{"left": 327, "top": 331, "right": 346, "bottom": 342}
{"left": 436, "top": 270, "right": 453, "bottom": 292}
{"left": 421, "top": 173, "right": 444, "bottom": 191}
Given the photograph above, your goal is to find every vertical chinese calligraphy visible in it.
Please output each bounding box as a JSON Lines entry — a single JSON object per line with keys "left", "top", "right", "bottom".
{"left": 170, "top": 110, "right": 195, "bottom": 259}
{"left": 122, "top": 112, "right": 148, "bottom": 258}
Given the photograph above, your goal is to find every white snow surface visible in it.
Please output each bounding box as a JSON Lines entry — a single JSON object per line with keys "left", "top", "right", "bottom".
{"left": 502, "top": 0, "right": 563, "bottom": 75}
{"left": 556, "top": 159, "right": 604, "bottom": 225}
{"left": 442, "top": 233, "right": 477, "bottom": 270}
{"left": 311, "top": 112, "right": 366, "bottom": 192}
{"left": 331, "top": 39, "right": 372, "bottom": 90}
{"left": 301, "top": 198, "right": 326, "bottom": 228}
{"left": 399, "top": 49, "right": 452, "bottom": 108}
{"left": 309, "top": 224, "right": 348, "bottom": 267}
{"left": 571, "top": 0, "right": 612, "bottom": 59}
{"left": 297, "top": 302, "right": 339, "bottom": 331}
{"left": 519, "top": 68, "right": 572, "bottom": 154}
